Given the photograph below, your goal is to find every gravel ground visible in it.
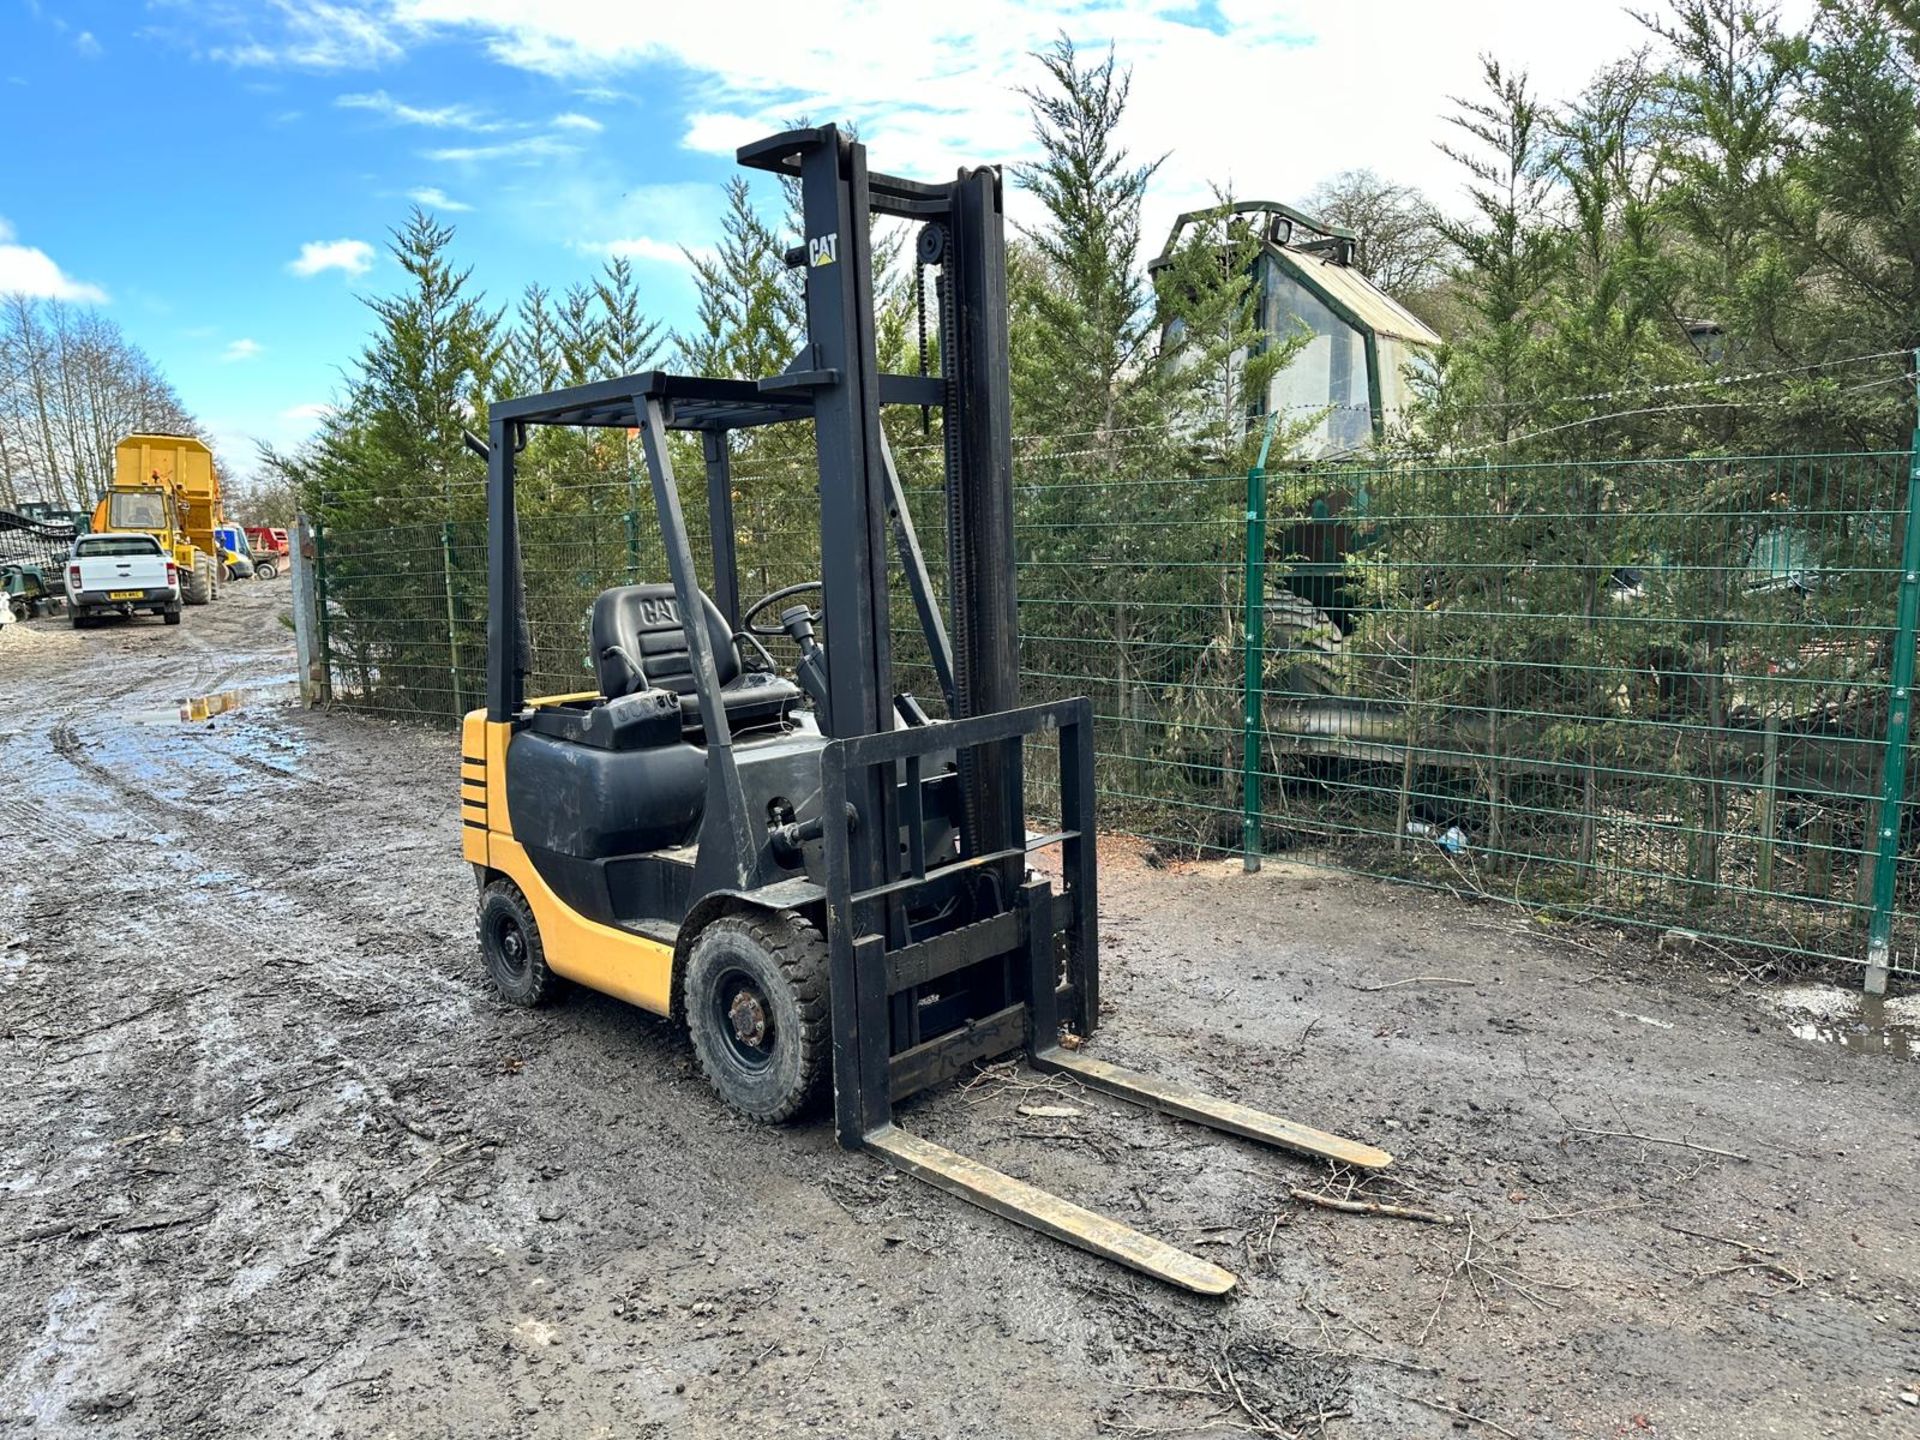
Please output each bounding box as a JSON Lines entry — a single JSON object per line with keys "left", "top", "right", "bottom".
{"left": 1, "top": 581, "right": 1916, "bottom": 1439}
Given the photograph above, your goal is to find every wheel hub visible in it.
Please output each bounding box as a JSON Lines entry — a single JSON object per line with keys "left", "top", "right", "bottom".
{"left": 496, "top": 919, "right": 527, "bottom": 974}
{"left": 727, "top": 988, "right": 770, "bottom": 1048}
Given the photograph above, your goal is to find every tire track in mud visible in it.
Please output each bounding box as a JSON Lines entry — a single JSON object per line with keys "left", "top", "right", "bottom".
{"left": 0, "top": 587, "right": 519, "bottom": 1436}
{"left": 44, "top": 711, "right": 475, "bottom": 1009}
{"left": 6, "top": 625, "right": 1035, "bottom": 1434}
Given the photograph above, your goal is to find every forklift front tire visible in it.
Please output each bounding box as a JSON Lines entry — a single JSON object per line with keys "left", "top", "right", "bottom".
{"left": 478, "top": 880, "right": 557, "bottom": 1007}
{"left": 685, "top": 911, "right": 829, "bottom": 1125}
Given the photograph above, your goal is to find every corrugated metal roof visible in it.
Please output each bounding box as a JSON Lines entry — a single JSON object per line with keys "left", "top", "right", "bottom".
{"left": 1274, "top": 247, "right": 1442, "bottom": 347}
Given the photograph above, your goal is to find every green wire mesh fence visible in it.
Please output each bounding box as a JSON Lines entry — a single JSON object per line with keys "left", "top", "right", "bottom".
{"left": 310, "top": 438, "right": 1920, "bottom": 979}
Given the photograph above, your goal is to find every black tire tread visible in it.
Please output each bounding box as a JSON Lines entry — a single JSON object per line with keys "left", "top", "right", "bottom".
{"left": 687, "top": 910, "right": 829, "bottom": 1125}
{"left": 181, "top": 553, "right": 211, "bottom": 606}
{"left": 478, "top": 878, "right": 557, "bottom": 1007}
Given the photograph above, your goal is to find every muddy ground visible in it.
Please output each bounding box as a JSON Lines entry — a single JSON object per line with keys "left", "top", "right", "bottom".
{"left": 1, "top": 581, "right": 1916, "bottom": 1439}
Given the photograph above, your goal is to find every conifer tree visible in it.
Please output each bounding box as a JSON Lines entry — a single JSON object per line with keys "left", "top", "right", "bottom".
{"left": 595, "top": 256, "right": 666, "bottom": 375}
{"left": 677, "top": 177, "right": 805, "bottom": 381}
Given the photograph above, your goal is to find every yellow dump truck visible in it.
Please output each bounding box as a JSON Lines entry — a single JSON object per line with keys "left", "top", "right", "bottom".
{"left": 94, "top": 435, "right": 225, "bottom": 605}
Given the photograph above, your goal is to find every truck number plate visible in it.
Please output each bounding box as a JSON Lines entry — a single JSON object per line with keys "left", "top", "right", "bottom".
{"left": 108, "top": 590, "right": 143, "bottom": 600}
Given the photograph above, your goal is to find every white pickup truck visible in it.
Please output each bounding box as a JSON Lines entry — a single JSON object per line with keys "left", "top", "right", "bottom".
{"left": 67, "top": 532, "right": 182, "bottom": 628}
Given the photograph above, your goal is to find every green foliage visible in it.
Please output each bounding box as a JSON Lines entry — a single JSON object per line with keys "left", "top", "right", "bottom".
{"left": 1011, "top": 37, "right": 1166, "bottom": 447}
{"left": 1426, "top": 59, "right": 1566, "bottom": 449}
{"left": 677, "top": 177, "right": 805, "bottom": 382}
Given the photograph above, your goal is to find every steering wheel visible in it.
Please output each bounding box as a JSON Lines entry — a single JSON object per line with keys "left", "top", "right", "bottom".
{"left": 743, "top": 580, "right": 824, "bottom": 638}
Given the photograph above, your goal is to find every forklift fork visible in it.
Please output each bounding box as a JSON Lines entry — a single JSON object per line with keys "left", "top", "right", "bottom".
{"left": 820, "top": 698, "right": 1390, "bottom": 1295}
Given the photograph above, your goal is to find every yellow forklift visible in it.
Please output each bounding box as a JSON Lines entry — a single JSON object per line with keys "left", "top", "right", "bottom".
{"left": 460, "top": 126, "right": 1388, "bottom": 1294}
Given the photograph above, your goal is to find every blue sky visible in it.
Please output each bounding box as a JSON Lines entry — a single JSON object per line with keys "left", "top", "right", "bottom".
{"left": 0, "top": 1, "right": 1751, "bottom": 475}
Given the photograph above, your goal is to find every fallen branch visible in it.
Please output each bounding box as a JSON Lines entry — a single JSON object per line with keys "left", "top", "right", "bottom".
{"left": 1355, "top": 975, "right": 1477, "bottom": 993}
{"left": 400, "top": 1138, "right": 495, "bottom": 1198}
{"left": 1659, "top": 1221, "right": 1774, "bottom": 1254}
{"left": 114, "top": 1206, "right": 216, "bottom": 1235}
{"left": 38, "top": 986, "right": 213, "bottom": 1044}
{"left": 4, "top": 1219, "right": 94, "bottom": 1247}
{"left": 1217, "top": 1360, "right": 1299, "bottom": 1439}
{"left": 1663, "top": 1223, "right": 1805, "bottom": 1288}
{"left": 1692, "top": 1258, "right": 1806, "bottom": 1289}
{"left": 1290, "top": 1016, "right": 1321, "bottom": 1057}
{"left": 1418, "top": 1216, "right": 1478, "bottom": 1348}
{"left": 1568, "top": 1125, "right": 1751, "bottom": 1163}
{"left": 1387, "top": 1390, "right": 1518, "bottom": 1439}
{"left": 1289, "top": 1188, "right": 1456, "bottom": 1225}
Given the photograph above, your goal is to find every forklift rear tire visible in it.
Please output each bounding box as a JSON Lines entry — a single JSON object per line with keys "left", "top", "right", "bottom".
{"left": 685, "top": 911, "right": 829, "bottom": 1125}
{"left": 478, "top": 880, "right": 557, "bottom": 1007}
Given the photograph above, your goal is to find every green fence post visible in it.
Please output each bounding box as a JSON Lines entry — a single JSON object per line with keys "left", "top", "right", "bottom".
{"left": 1865, "top": 353, "right": 1920, "bottom": 995}
{"left": 1241, "top": 414, "right": 1281, "bottom": 873}
{"left": 313, "top": 516, "right": 333, "bottom": 704}
{"left": 625, "top": 508, "right": 640, "bottom": 584}
{"left": 442, "top": 520, "right": 463, "bottom": 719}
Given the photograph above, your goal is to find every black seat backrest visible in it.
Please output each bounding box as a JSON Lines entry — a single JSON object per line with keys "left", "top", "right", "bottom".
{"left": 590, "top": 583, "right": 740, "bottom": 699}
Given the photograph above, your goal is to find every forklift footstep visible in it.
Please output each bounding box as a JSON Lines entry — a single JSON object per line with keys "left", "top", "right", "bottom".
{"left": 863, "top": 1124, "right": 1237, "bottom": 1296}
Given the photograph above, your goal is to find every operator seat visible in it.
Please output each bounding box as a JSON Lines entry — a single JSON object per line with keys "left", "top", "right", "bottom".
{"left": 590, "top": 583, "right": 799, "bottom": 733}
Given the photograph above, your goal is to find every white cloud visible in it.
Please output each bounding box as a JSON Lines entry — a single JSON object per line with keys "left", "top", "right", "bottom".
{"left": 287, "top": 238, "right": 376, "bottom": 278}
{"left": 516, "top": 178, "right": 715, "bottom": 265}
{"left": 74, "top": 30, "right": 101, "bottom": 59}
{"left": 211, "top": 0, "right": 404, "bottom": 69}
{"left": 425, "top": 135, "right": 575, "bottom": 164}
{"left": 681, "top": 111, "right": 765, "bottom": 156}
{"left": 383, "top": 0, "right": 1819, "bottom": 242}
{"left": 0, "top": 217, "right": 108, "bottom": 303}
{"left": 337, "top": 89, "right": 503, "bottom": 129}
{"left": 586, "top": 236, "right": 710, "bottom": 267}
{"left": 281, "top": 402, "right": 336, "bottom": 422}
{"left": 549, "top": 111, "right": 602, "bottom": 132}
{"left": 222, "top": 337, "right": 265, "bottom": 362}
{"left": 408, "top": 185, "right": 473, "bottom": 211}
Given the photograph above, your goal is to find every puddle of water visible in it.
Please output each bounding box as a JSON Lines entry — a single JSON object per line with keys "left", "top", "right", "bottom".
{"left": 130, "top": 679, "right": 303, "bottom": 726}
{"left": 1768, "top": 985, "right": 1917, "bottom": 1060}
{"left": 1788, "top": 1004, "right": 1913, "bottom": 1059}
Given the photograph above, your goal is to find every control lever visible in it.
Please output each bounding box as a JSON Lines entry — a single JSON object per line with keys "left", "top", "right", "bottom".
{"left": 785, "top": 604, "right": 831, "bottom": 722}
